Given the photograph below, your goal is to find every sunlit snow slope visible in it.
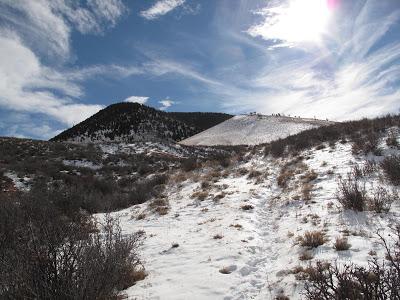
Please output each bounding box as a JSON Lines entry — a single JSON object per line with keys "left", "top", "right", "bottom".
{"left": 180, "top": 115, "right": 334, "bottom": 146}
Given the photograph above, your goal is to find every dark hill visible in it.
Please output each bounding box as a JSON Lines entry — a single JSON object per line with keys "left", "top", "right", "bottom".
{"left": 51, "top": 103, "right": 232, "bottom": 143}
{"left": 169, "top": 112, "right": 232, "bottom": 132}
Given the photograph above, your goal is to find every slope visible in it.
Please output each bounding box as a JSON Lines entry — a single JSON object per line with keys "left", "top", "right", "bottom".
{"left": 180, "top": 114, "right": 334, "bottom": 146}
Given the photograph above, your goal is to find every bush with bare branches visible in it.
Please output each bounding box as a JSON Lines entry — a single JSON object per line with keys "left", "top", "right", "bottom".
{"left": 381, "top": 155, "right": 400, "bottom": 185}
{"left": 303, "top": 226, "right": 400, "bottom": 299}
{"left": 336, "top": 172, "right": 368, "bottom": 211}
{"left": 0, "top": 189, "right": 144, "bottom": 300}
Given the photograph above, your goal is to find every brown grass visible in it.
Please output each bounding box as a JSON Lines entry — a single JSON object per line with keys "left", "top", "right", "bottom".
{"left": 191, "top": 191, "right": 209, "bottom": 201}
{"left": 299, "top": 230, "right": 327, "bottom": 248}
{"left": 299, "top": 250, "right": 314, "bottom": 261}
{"left": 241, "top": 204, "right": 254, "bottom": 210}
{"left": 334, "top": 236, "right": 351, "bottom": 251}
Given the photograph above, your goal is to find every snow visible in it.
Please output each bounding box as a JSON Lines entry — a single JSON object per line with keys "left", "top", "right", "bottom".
{"left": 100, "top": 134, "right": 399, "bottom": 299}
{"left": 62, "top": 159, "right": 102, "bottom": 170}
{"left": 4, "top": 171, "right": 31, "bottom": 191}
{"left": 180, "top": 115, "right": 334, "bottom": 146}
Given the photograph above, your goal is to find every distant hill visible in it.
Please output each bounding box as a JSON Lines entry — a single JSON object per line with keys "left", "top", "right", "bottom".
{"left": 180, "top": 114, "right": 335, "bottom": 146}
{"left": 51, "top": 103, "right": 232, "bottom": 143}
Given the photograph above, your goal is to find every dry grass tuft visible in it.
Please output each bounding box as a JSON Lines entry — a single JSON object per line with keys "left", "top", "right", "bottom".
{"left": 136, "top": 212, "right": 146, "bottom": 220}
{"left": 191, "top": 191, "right": 209, "bottom": 201}
{"left": 299, "top": 250, "right": 314, "bottom": 261}
{"left": 334, "top": 236, "right": 351, "bottom": 251}
{"left": 230, "top": 224, "right": 243, "bottom": 230}
{"left": 298, "top": 230, "right": 327, "bottom": 248}
{"left": 241, "top": 204, "right": 254, "bottom": 211}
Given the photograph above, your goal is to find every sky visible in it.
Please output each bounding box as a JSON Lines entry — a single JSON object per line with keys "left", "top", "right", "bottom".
{"left": 0, "top": 0, "right": 399, "bottom": 140}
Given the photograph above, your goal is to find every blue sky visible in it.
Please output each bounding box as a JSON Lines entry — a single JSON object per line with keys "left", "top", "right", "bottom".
{"left": 0, "top": 0, "right": 399, "bottom": 140}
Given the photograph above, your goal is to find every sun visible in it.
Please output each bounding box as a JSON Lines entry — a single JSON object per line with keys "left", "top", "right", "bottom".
{"left": 282, "top": 0, "right": 331, "bottom": 43}
{"left": 251, "top": 0, "right": 333, "bottom": 46}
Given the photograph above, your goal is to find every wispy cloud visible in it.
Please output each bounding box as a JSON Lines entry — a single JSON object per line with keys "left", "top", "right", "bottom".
{"left": 123, "top": 96, "right": 149, "bottom": 104}
{"left": 0, "top": 0, "right": 131, "bottom": 137}
{"left": 140, "top": 0, "right": 185, "bottom": 20}
{"left": 216, "top": 0, "right": 400, "bottom": 120}
{"left": 0, "top": 0, "right": 127, "bottom": 60}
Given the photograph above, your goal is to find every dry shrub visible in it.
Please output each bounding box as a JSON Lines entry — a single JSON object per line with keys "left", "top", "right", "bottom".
{"left": 278, "top": 168, "right": 295, "bottom": 188}
{"left": 266, "top": 139, "right": 286, "bottom": 157}
{"left": 241, "top": 204, "right": 254, "bottom": 210}
{"left": 155, "top": 206, "right": 169, "bottom": 215}
{"left": 181, "top": 158, "right": 199, "bottom": 172}
{"left": 334, "top": 236, "right": 351, "bottom": 251}
{"left": 299, "top": 250, "right": 314, "bottom": 261}
{"left": 302, "top": 183, "right": 313, "bottom": 201}
{"left": 191, "top": 191, "right": 209, "bottom": 201}
{"left": 230, "top": 224, "right": 243, "bottom": 229}
{"left": 386, "top": 130, "right": 398, "bottom": 147}
{"left": 352, "top": 131, "right": 381, "bottom": 155}
{"left": 0, "top": 193, "right": 144, "bottom": 300}
{"left": 381, "top": 155, "right": 400, "bottom": 185}
{"left": 248, "top": 169, "right": 262, "bottom": 179}
{"left": 368, "top": 186, "right": 396, "bottom": 213}
{"left": 299, "top": 231, "right": 327, "bottom": 248}
{"left": 136, "top": 212, "right": 146, "bottom": 220}
{"left": 201, "top": 181, "right": 211, "bottom": 189}
{"left": 237, "top": 168, "right": 249, "bottom": 176}
{"left": 303, "top": 226, "right": 400, "bottom": 299}
{"left": 336, "top": 172, "right": 368, "bottom": 211}
{"left": 302, "top": 170, "right": 318, "bottom": 182}
{"left": 213, "top": 234, "right": 223, "bottom": 239}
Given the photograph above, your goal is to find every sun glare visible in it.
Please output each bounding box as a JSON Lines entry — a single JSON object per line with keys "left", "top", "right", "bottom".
{"left": 269, "top": 0, "right": 332, "bottom": 44}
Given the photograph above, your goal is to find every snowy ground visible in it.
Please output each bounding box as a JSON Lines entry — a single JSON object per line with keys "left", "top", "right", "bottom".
{"left": 180, "top": 115, "right": 333, "bottom": 146}
{"left": 101, "top": 137, "right": 400, "bottom": 300}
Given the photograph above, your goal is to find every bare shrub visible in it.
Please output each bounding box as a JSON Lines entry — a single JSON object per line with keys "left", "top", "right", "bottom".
{"left": 362, "top": 159, "right": 377, "bottom": 175}
{"left": 269, "top": 139, "right": 286, "bottom": 157}
{"left": 304, "top": 170, "right": 318, "bottom": 182}
{"left": 302, "top": 183, "right": 313, "bottom": 201}
{"left": 386, "top": 130, "right": 398, "bottom": 147}
{"left": 336, "top": 172, "right": 368, "bottom": 211}
{"left": 299, "top": 231, "right": 327, "bottom": 248}
{"left": 381, "top": 155, "right": 400, "bottom": 185}
{"left": 368, "top": 186, "right": 396, "bottom": 213}
{"left": 352, "top": 131, "right": 381, "bottom": 155}
{"left": 334, "top": 236, "right": 351, "bottom": 251}
{"left": 277, "top": 168, "right": 295, "bottom": 188}
{"left": 303, "top": 226, "right": 400, "bottom": 299}
{"left": 0, "top": 192, "right": 144, "bottom": 300}
{"left": 182, "top": 158, "right": 199, "bottom": 172}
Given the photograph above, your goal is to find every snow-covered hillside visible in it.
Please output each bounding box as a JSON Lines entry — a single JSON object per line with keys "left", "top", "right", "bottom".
{"left": 99, "top": 130, "right": 400, "bottom": 299}
{"left": 180, "top": 115, "right": 334, "bottom": 146}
